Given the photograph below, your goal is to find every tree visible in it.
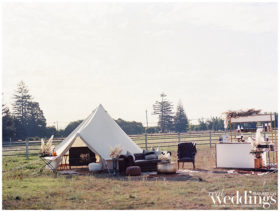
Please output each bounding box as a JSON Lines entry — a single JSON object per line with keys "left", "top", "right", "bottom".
{"left": 2, "top": 104, "right": 16, "bottom": 140}
{"left": 13, "top": 81, "right": 33, "bottom": 139}
{"left": 198, "top": 118, "right": 208, "bottom": 130}
{"left": 206, "top": 117, "right": 224, "bottom": 131}
{"left": 174, "top": 102, "right": 189, "bottom": 133}
{"left": 64, "top": 120, "right": 83, "bottom": 137}
{"left": 153, "top": 93, "right": 174, "bottom": 133}
{"left": 146, "top": 126, "right": 161, "bottom": 134}
{"left": 27, "top": 101, "right": 47, "bottom": 137}
{"left": 45, "top": 126, "right": 57, "bottom": 138}
{"left": 115, "top": 118, "right": 145, "bottom": 135}
{"left": 12, "top": 81, "right": 47, "bottom": 139}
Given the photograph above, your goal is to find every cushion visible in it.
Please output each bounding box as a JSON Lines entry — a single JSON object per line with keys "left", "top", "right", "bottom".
{"left": 134, "top": 153, "right": 145, "bottom": 160}
{"left": 125, "top": 166, "right": 141, "bottom": 176}
{"left": 88, "top": 162, "right": 102, "bottom": 172}
{"left": 144, "top": 151, "right": 155, "bottom": 156}
{"left": 145, "top": 154, "right": 157, "bottom": 160}
{"left": 155, "top": 147, "right": 161, "bottom": 156}
{"left": 126, "top": 151, "right": 135, "bottom": 161}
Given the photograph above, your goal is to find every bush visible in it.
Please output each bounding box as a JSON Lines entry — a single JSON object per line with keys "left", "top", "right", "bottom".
{"left": 27, "top": 137, "right": 40, "bottom": 141}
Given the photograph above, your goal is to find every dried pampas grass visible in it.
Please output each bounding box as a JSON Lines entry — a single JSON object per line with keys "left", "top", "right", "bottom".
{"left": 109, "top": 145, "right": 123, "bottom": 159}
{"left": 40, "top": 135, "right": 55, "bottom": 156}
{"left": 223, "top": 108, "right": 261, "bottom": 128}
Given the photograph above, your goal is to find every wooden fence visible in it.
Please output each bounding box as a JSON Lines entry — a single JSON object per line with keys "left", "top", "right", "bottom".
{"left": 2, "top": 130, "right": 277, "bottom": 158}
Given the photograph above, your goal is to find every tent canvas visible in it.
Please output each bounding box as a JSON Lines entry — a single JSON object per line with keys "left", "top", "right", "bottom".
{"left": 49, "top": 104, "right": 142, "bottom": 169}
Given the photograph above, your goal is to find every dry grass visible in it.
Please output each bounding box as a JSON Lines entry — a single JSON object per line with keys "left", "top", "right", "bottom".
{"left": 2, "top": 144, "right": 278, "bottom": 210}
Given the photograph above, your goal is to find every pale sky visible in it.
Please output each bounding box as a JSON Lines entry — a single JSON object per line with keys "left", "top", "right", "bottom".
{"left": 2, "top": 2, "right": 278, "bottom": 129}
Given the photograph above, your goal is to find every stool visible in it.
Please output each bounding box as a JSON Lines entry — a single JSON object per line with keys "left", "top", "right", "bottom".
{"left": 125, "top": 166, "right": 141, "bottom": 176}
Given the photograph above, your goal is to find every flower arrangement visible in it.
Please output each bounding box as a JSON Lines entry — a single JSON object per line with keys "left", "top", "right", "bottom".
{"left": 109, "top": 145, "right": 123, "bottom": 159}
{"left": 40, "top": 135, "right": 55, "bottom": 156}
{"left": 248, "top": 129, "right": 264, "bottom": 158}
{"left": 158, "top": 151, "right": 171, "bottom": 163}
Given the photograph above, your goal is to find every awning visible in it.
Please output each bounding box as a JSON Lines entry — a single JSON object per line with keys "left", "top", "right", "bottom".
{"left": 231, "top": 114, "right": 275, "bottom": 123}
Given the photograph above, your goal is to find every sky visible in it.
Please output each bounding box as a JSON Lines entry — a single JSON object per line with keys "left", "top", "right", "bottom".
{"left": 2, "top": 1, "right": 278, "bottom": 129}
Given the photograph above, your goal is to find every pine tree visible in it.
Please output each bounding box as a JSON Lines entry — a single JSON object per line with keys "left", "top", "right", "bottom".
{"left": 13, "top": 81, "right": 33, "bottom": 139}
{"left": 27, "top": 101, "right": 47, "bottom": 137}
{"left": 12, "top": 81, "right": 47, "bottom": 139}
{"left": 153, "top": 93, "right": 174, "bottom": 133}
{"left": 174, "top": 102, "right": 188, "bottom": 133}
{"left": 2, "top": 104, "right": 16, "bottom": 140}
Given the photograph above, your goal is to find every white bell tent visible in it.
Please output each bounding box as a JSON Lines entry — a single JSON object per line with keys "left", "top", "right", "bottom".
{"left": 50, "top": 104, "right": 142, "bottom": 169}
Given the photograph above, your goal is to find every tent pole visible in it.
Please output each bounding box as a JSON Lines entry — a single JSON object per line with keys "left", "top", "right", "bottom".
{"left": 103, "top": 159, "right": 110, "bottom": 174}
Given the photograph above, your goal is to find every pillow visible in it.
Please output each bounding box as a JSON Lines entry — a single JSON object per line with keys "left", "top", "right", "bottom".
{"left": 144, "top": 151, "right": 155, "bottom": 156}
{"left": 155, "top": 147, "right": 162, "bottom": 157}
{"left": 134, "top": 153, "right": 145, "bottom": 160}
{"left": 145, "top": 154, "right": 157, "bottom": 160}
{"left": 126, "top": 151, "right": 135, "bottom": 161}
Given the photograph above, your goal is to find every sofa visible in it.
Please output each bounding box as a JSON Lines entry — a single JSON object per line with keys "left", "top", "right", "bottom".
{"left": 118, "top": 150, "right": 162, "bottom": 174}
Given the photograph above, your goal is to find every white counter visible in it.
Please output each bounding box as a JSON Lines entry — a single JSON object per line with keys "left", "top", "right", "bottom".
{"left": 216, "top": 143, "right": 266, "bottom": 169}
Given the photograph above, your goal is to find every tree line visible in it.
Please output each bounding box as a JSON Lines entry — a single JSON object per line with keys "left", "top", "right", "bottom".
{"left": 152, "top": 93, "right": 227, "bottom": 133}
{"left": 3, "top": 82, "right": 276, "bottom": 141}
{"left": 152, "top": 93, "right": 278, "bottom": 132}
{"left": 2, "top": 81, "right": 148, "bottom": 141}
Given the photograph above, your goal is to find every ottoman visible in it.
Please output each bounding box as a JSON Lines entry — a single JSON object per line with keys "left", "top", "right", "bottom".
{"left": 125, "top": 166, "right": 141, "bottom": 176}
{"left": 88, "top": 162, "right": 102, "bottom": 173}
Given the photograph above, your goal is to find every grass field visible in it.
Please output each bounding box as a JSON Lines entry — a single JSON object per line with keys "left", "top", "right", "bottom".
{"left": 2, "top": 133, "right": 278, "bottom": 210}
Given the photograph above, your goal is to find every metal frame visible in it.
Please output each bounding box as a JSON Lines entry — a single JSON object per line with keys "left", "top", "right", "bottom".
{"left": 225, "top": 113, "right": 278, "bottom": 170}
{"left": 40, "top": 156, "right": 57, "bottom": 174}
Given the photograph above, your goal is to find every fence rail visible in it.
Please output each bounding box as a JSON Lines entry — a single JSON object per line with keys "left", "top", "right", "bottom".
{"left": 2, "top": 130, "right": 278, "bottom": 157}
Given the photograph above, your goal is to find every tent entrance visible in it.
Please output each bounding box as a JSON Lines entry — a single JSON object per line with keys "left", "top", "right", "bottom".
{"left": 59, "top": 136, "right": 101, "bottom": 170}
{"left": 69, "top": 147, "right": 96, "bottom": 168}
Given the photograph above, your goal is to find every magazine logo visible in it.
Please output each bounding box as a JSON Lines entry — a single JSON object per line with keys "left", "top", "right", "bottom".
{"left": 209, "top": 189, "right": 276, "bottom": 208}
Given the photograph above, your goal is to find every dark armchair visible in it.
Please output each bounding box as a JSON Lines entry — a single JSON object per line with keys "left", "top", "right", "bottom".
{"left": 177, "top": 142, "right": 197, "bottom": 169}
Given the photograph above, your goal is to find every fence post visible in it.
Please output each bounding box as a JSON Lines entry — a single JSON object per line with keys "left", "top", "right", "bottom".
{"left": 178, "top": 133, "right": 181, "bottom": 143}
{"left": 10, "top": 137, "right": 12, "bottom": 145}
{"left": 209, "top": 131, "right": 212, "bottom": 148}
{"left": 25, "top": 139, "right": 29, "bottom": 160}
{"left": 145, "top": 133, "right": 148, "bottom": 150}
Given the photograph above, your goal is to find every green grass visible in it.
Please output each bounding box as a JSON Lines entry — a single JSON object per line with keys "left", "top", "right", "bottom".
{"left": 2, "top": 135, "right": 278, "bottom": 210}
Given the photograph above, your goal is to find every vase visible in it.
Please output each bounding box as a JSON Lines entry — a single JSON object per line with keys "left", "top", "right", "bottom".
{"left": 112, "top": 158, "right": 117, "bottom": 176}
{"left": 160, "top": 160, "right": 170, "bottom": 164}
{"left": 157, "top": 162, "right": 177, "bottom": 174}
